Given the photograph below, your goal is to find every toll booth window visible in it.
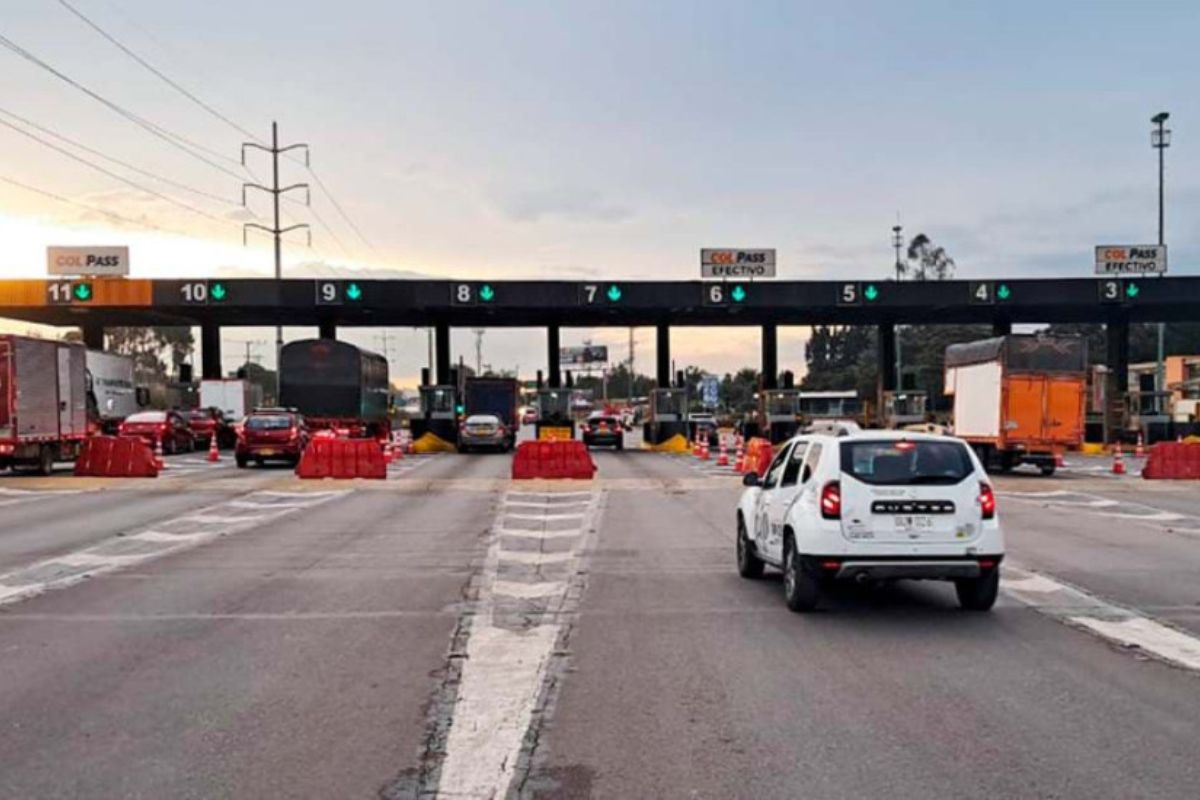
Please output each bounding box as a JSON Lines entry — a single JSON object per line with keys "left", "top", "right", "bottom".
{"left": 766, "top": 393, "right": 797, "bottom": 417}
{"left": 422, "top": 388, "right": 455, "bottom": 414}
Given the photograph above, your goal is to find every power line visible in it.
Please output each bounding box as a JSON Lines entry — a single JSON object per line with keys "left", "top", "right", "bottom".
{"left": 48, "top": 5, "right": 378, "bottom": 260}
{"left": 0, "top": 32, "right": 248, "bottom": 181}
{"left": 0, "top": 104, "right": 244, "bottom": 209}
{"left": 0, "top": 172, "right": 184, "bottom": 235}
{"left": 55, "top": 0, "right": 262, "bottom": 144}
{"left": 0, "top": 115, "right": 239, "bottom": 229}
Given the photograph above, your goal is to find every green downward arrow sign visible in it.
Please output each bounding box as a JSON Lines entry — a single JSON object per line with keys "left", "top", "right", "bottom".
{"left": 345, "top": 283, "right": 362, "bottom": 301}
{"left": 606, "top": 284, "right": 622, "bottom": 302}
{"left": 479, "top": 284, "right": 495, "bottom": 302}
{"left": 731, "top": 285, "right": 747, "bottom": 303}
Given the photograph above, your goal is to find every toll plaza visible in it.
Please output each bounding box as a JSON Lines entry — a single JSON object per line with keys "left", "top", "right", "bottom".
{"left": 3, "top": 275, "right": 1199, "bottom": 442}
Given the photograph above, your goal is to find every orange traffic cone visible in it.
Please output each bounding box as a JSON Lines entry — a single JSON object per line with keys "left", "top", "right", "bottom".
{"left": 383, "top": 437, "right": 394, "bottom": 464}
{"left": 701, "top": 438, "right": 711, "bottom": 461}
{"left": 717, "top": 439, "right": 729, "bottom": 466}
{"left": 1112, "top": 442, "right": 1125, "bottom": 475}
{"left": 1054, "top": 451, "right": 1064, "bottom": 469}
{"left": 154, "top": 434, "right": 165, "bottom": 470}
{"left": 733, "top": 437, "right": 745, "bottom": 472}
{"left": 207, "top": 434, "right": 220, "bottom": 463}
{"left": 1134, "top": 432, "right": 1146, "bottom": 459}
{"left": 692, "top": 432, "right": 702, "bottom": 458}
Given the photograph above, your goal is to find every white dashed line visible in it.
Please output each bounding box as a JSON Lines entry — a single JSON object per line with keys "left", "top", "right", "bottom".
{"left": 1003, "top": 565, "right": 1200, "bottom": 673}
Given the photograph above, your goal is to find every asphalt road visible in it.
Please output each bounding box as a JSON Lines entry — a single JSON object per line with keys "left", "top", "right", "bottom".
{"left": 0, "top": 436, "right": 1196, "bottom": 799}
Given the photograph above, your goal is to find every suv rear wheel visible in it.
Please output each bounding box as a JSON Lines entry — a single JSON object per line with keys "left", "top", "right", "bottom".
{"left": 782, "top": 534, "right": 820, "bottom": 612}
{"left": 955, "top": 570, "right": 999, "bottom": 611}
{"left": 736, "top": 517, "right": 764, "bottom": 579}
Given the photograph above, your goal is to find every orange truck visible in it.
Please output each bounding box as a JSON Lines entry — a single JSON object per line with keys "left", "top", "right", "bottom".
{"left": 944, "top": 335, "right": 1086, "bottom": 476}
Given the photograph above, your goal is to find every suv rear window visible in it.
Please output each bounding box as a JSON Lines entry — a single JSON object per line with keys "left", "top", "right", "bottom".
{"left": 246, "top": 414, "right": 293, "bottom": 430}
{"left": 839, "top": 440, "right": 973, "bottom": 485}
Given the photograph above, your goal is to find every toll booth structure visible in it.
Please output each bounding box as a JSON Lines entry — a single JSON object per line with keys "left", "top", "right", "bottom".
{"left": 534, "top": 387, "right": 575, "bottom": 441}
{"left": 411, "top": 385, "right": 459, "bottom": 453}
{"left": 761, "top": 388, "right": 800, "bottom": 445}
{"left": 643, "top": 387, "right": 690, "bottom": 452}
{"left": 882, "top": 390, "right": 929, "bottom": 429}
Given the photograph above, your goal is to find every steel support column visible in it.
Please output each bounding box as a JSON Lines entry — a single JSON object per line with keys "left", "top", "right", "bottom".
{"left": 761, "top": 324, "right": 778, "bottom": 390}
{"left": 318, "top": 319, "right": 336, "bottom": 339}
{"left": 201, "top": 324, "right": 222, "bottom": 380}
{"left": 547, "top": 324, "right": 561, "bottom": 388}
{"left": 80, "top": 323, "right": 104, "bottom": 350}
{"left": 877, "top": 323, "right": 896, "bottom": 426}
{"left": 992, "top": 319, "right": 1012, "bottom": 336}
{"left": 656, "top": 324, "right": 671, "bottom": 388}
{"left": 435, "top": 323, "right": 451, "bottom": 386}
{"left": 1105, "top": 316, "right": 1130, "bottom": 443}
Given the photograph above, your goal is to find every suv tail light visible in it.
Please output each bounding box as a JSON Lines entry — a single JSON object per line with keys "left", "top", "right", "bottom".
{"left": 820, "top": 481, "right": 841, "bottom": 520}
{"left": 979, "top": 483, "right": 996, "bottom": 520}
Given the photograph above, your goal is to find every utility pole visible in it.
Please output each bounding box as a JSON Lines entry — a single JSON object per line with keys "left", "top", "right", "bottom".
{"left": 892, "top": 220, "right": 904, "bottom": 390}
{"left": 472, "top": 328, "right": 485, "bottom": 374}
{"left": 1152, "top": 111, "right": 1171, "bottom": 413}
{"left": 241, "top": 122, "right": 311, "bottom": 397}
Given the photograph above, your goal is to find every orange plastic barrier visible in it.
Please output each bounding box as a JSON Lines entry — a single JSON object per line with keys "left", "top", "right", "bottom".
{"left": 1142, "top": 442, "right": 1200, "bottom": 480}
{"left": 511, "top": 440, "right": 597, "bottom": 480}
{"left": 73, "top": 436, "right": 159, "bottom": 478}
{"left": 742, "top": 437, "right": 774, "bottom": 477}
{"left": 295, "top": 437, "right": 387, "bottom": 479}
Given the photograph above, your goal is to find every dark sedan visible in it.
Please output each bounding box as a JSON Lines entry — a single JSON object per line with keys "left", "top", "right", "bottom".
{"left": 581, "top": 415, "right": 625, "bottom": 450}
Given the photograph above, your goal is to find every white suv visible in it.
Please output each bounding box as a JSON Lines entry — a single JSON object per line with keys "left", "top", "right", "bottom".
{"left": 736, "top": 431, "right": 1004, "bottom": 612}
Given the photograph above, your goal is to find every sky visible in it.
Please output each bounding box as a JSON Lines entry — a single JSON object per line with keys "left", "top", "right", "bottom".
{"left": 1, "top": 0, "right": 1198, "bottom": 387}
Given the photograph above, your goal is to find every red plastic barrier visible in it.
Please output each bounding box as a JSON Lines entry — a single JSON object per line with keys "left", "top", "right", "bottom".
{"left": 73, "top": 436, "right": 159, "bottom": 478}
{"left": 511, "top": 440, "right": 597, "bottom": 480}
{"left": 1142, "top": 442, "right": 1200, "bottom": 480}
{"left": 296, "top": 437, "right": 386, "bottom": 479}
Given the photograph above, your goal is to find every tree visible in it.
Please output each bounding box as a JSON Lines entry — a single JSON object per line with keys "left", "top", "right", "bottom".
{"left": 719, "top": 368, "right": 760, "bottom": 412}
{"left": 802, "top": 325, "right": 877, "bottom": 399}
{"left": 106, "top": 327, "right": 195, "bottom": 383}
{"left": 905, "top": 233, "right": 956, "bottom": 281}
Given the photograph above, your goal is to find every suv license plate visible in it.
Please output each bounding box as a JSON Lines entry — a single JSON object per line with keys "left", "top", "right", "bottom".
{"left": 894, "top": 515, "right": 933, "bottom": 531}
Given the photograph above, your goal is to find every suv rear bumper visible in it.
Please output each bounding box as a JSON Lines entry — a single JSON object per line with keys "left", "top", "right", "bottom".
{"left": 801, "top": 554, "right": 1003, "bottom": 582}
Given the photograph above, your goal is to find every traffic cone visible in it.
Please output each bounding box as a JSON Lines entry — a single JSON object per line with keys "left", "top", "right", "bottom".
{"left": 383, "top": 437, "right": 394, "bottom": 464}
{"left": 207, "top": 434, "right": 220, "bottom": 463}
{"left": 1054, "top": 451, "right": 1064, "bottom": 469}
{"left": 701, "top": 438, "right": 711, "bottom": 461}
{"left": 1135, "top": 432, "right": 1146, "bottom": 459}
{"left": 734, "top": 438, "right": 745, "bottom": 472}
{"left": 154, "top": 434, "right": 165, "bottom": 470}
{"left": 1111, "top": 442, "right": 1125, "bottom": 475}
{"left": 716, "top": 438, "right": 729, "bottom": 467}
{"left": 692, "top": 432, "right": 701, "bottom": 458}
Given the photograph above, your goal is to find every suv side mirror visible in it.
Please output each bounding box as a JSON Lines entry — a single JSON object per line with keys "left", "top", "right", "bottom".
{"left": 742, "top": 472, "right": 759, "bottom": 487}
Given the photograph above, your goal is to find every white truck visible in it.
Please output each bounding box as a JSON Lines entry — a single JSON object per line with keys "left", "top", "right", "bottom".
{"left": 85, "top": 349, "right": 146, "bottom": 434}
{"left": 199, "top": 379, "right": 261, "bottom": 421}
{"left": 0, "top": 334, "right": 90, "bottom": 474}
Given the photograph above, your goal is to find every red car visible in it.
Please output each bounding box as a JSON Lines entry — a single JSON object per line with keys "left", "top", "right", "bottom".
{"left": 236, "top": 409, "right": 309, "bottom": 468}
{"left": 185, "top": 407, "right": 232, "bottom": 448}
{"left": 118, "top": 410, "right": 195, "bottom": 455}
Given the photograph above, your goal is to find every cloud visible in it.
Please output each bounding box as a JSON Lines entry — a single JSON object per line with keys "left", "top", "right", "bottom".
{"left": 496, "top": 185, "right": 634, "bottom": 223}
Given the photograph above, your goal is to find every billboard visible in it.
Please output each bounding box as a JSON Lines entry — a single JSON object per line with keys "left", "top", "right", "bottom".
{"left": 1094, "top": 245, "right": 1166, "bottom": 275}
{"left": 560, "top": 345, "right": 608, "bottom": 366}
{"left": 47, "top": 246, "right": 129, "bottom": 277}
{"left": 701, "top": 248, "right": 776, "bottom": 278}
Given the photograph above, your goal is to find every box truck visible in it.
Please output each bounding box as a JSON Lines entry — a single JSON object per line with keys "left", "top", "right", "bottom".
{"left": 200, "top": 379, "right": 261, "bottom": 422}
{"left": 0, "top": 335, "right": 90, "bottom": 474}
{"left": 86, "top": 349, "right": 145, "bottom": 434}
{"left": 944, "top": 335, "right": 1086, "bottom": 475}
{"left": 278, "top": 339, "right": 389, "bottom": 438}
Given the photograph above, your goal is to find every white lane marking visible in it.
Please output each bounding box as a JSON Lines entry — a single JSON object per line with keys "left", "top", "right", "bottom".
{"left": 506, "top": 491, "right": 594, "bottom": 499}
{"left": 0, "top": 487, "right": 89, "bottom": 496}
{"left": 491, "top": 580, "right": 567, "bottom": 599}
{"left": 496, "top": 527, "right": 583, "bottom": 539}
{"left": 1068, "top": 616, "right": 1200, "bottom": 671}
{"left": 1002, "top": 490, "right": 1197, "bottom": 525}
{"left": 498, "top": 550, "right": 574, "bottom": 565}
{"left": 436, "top": 488, "right": 601, "bottom": 798}
{"left": 503, "top": 500, "right": 590, "bottom": 509}
{"left": 1003, "top": 565, "right": 1200, "bottom": 673}
{"left": 0, "top": 490, "right": 346, "bottom": 609}
{"left": 505, "top": 512, "right": 584, "bottom": 521}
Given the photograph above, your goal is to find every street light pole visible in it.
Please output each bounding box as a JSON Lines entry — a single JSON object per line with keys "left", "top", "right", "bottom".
{"left": 1152, "top": 111, "right": 1171, "bottom": 411}
{"left": 892, "top": 222, "right": 904, "bottom": 390}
